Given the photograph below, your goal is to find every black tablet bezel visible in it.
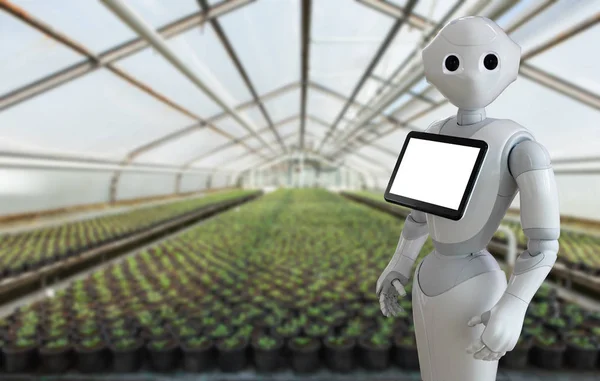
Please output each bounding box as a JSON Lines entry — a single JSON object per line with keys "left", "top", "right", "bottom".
{"left": 384, "top": 131, "right": 488, "bottom": 221}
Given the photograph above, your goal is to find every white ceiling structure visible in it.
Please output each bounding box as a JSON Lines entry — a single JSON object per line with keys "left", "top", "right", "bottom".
{"left": 0, "top": 0, "right": 598, "bottom": 208}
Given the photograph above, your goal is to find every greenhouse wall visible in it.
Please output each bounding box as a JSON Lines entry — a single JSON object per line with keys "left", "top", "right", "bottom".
{"left": 179, "top": 173, "right": 208, "bottom": 193}
{"left": 116, "top": 173, "right": 178, "bottom": 200}
{"left": 0, "top": 169, "right": 112, "bottom": 216}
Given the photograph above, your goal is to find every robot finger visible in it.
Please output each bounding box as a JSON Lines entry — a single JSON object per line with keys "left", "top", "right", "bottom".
{"left": 474, "top": 346, "right": 493, "bottom": 360}
{"left": 389, "top": 300, "right": 401, "bottom": 316}
{"left": 392, "top": 279, "right": 406, "bottom": 297}
{"left": 466, "top": 339, "right": 486, "bottom": 354}
{"left": 482, "top": 350, "right": 498, "bottom": 361}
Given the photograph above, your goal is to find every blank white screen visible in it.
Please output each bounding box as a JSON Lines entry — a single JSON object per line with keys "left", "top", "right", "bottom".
{"left": 389, "top": 138, "right": 481, "bottom": 210}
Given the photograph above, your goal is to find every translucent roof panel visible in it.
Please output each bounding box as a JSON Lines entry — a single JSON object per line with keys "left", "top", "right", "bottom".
{"left": 212, "top": 116, "right": 250, "bottom": 138}
{"left": 238, "top": 105, "right": 268, "bottom": 131}
{"left": 0, "top": 69, "right": 196, "bottom": 159}
{"left": 307, "top": 92, "right": 345, "bottom": 124}
{"left": 310, "top": 0, "right": 394, "bottom": 97}
{"left": 393, "top": 98, "right": 432, "bottom": 120}
{"left": 355, "top": 79, "right": 384, "bottom": 106}
{"left": 508, "top": 0, "right": 598, "bottom": 53}
{"left": 132, "top": 128, "right": 230, "bottom": 165}
{"left": 9, "top": 0, "right": 201, "bottom": 54}
{"left": 527, "top": 25, "right": 600, "bottom": 95}
{"left": 216, "top": 0, "right": 300, "bottom": 95}
{"left": 114, "top": 46, "right": 222, "bottom": 117}
{"left": 372, "top": 23, "right": 424, "bottom": 81}
{"left": 167, "top": 28, "right": 254, "bottom": 106}
{"left": 372, "top": 129, "right": 410, "bottom": 153}
{"left": 10, "top": 0, "right": 137, "bottom": 53}
{"left": 0, "top": 11, "right": 84, "bottom": 95}
{"left": 263, "top": 88, "right": 301, "bottom": 121}
{"left": 277, "top": 120, "right": 300, "bottom": 138}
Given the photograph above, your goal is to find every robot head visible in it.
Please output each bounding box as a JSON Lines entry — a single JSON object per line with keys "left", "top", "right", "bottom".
{"left": 422, "top": 16, "right": 521, "bottom": 110}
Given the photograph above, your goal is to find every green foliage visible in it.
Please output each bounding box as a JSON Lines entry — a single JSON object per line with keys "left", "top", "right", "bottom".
{"left": 114, "top": 338, "right": 138, "bottom": 350}
{"left": 81, "top": 336, "right": 103, "bottom": 348}
{"left": 256, "top": 336, "right": 278, "bottom": 350}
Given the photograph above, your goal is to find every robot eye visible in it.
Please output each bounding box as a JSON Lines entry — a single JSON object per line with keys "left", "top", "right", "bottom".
{"left": 444, "top": 55, "right": 460, "bottom": 72}
{"left": 483, "top": 54, "right": 498, "bottom": 70}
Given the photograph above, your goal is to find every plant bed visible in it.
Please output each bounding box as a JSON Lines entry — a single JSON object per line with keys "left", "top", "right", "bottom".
{"left": 564, "top": 334, "right": 599, "bottom": 370}
{"left": 393, "top": 333, "right": 419, "bottom": 370}
{"left": 359, "top": 332, "right": 391, "bottom": 370}
{"left": 216, "top": 335, "right": 248, "bottom": 372}
{"left": 147, "top": 338, "right": 180, "bottom": 372}
{"left": 531, "top": 332, "right": 566, "bottom": 370}
{"left": 181, "top": 336, "right": 215, "bottom": 372}
{"left": 252, "top": 335, "right": 284, "bottom": 372}
{"left": 323, "top": 334, "right": 356, "bottom": 373}
{"left": 75, "top": 335, "right": 108, "bottom": 373}
{"left": 288, "top": 336, "right": 321, "bottom": 373}
{"left": 2, "top": 337, "right": 38, "bottom": 373}
{"left": 39, "top": 338, "right": 72, "bottom": 373}
{"left": 500, "top": 336, "right": 532, "bottom": 369}
{"left": 110, "top": 338, "right": 144, "bottom": 372}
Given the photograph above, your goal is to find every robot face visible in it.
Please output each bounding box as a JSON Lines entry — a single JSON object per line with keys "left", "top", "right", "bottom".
{"left": 422, "top": 16, "right": 521, "bottom": 110}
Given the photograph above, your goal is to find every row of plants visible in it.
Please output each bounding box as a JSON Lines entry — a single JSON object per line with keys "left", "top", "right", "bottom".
{"left": 0, "top": 189, "right": 255, "bottom": 280}
{"left": 350, "top": 191, "right": 600, "bottom": 275}
{"left": 0, "top": 189, "right": 598, "bottom": 374}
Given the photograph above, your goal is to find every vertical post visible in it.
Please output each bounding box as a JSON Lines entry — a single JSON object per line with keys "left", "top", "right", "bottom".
{"left": 299, "top": 152, "right": 305, "bottom": 188}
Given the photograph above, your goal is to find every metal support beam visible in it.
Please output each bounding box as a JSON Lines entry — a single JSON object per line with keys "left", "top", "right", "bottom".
{"left": 101, "top": 0, "right": 275, "bottom": 155}
{"left": 317, "top": 0, "right": 418, "bottom": 153}
{"left": 299, "top": 0, "right": 313, "bottom": 150}
{"left": 355, "top": 0, "right": 435, "bottom": 30}
{"left": 197, "top": 0, "right": 287, "bottom": 152}
{"left": 0, "top": 0, "right": 255, "bottom": 111}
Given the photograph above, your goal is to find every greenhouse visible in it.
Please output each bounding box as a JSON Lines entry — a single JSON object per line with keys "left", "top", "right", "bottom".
{"left": 0, "top": 0, "right": 599, "bottom": 380}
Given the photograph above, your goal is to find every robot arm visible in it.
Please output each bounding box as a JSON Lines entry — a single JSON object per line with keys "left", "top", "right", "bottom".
{"left": 467, "top": 139, "right": 560, "bottom": 360}
{"left": 377, "top": 209, "right": 429, "bottom": 317}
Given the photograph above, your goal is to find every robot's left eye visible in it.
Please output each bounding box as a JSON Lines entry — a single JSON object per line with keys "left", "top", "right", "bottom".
{"left": 483, "top": 54, "right": 499, "bottom": 70}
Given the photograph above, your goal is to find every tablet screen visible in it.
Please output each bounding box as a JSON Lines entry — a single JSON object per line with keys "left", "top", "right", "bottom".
{"left": 389, "top": 138, "right": 481, "bottom": 210}
{"left": 384, "top": 131, "right": 487, "bottom": 221}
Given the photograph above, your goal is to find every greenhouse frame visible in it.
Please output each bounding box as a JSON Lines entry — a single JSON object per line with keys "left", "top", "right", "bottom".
{"left": 0, "top": 0, "right": 599, "bottom": 380}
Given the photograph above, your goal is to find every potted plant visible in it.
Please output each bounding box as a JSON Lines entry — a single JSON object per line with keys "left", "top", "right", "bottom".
{"left": 2, "top": 337, "right": 38, "bottom": 373}
{"left": 358, "top": 331, "right": 391, "bottom": 370}
{"left": 323, "top": 334, "right": 356, "bottom": 372}
{"left": 75, "top": 335, "right": 108, "bottom": 373}
{"left": 564, "top": 334, "right": 598, "bottom": 370}
{"left": 304, "top": 323, "right": 330, "bottom": 340}
{"left": 110, "top": 338, "right": 144, "bottom": 372}
{"left": 147, "top": 338, "right": 180, "bottom": 371}
{"left": 39, "top": 337, "right": 72, "bottom": 373}
{"left": 499, "top": 335, "right": 532, "bottom": 369}
{"left": 531, "top": 331, "right": 566, "bottom": 369}
{"left": 181, "top": 336, "right": 215, "bottom": 372}
{"left": 393, "top": 333, "right": 419, "bottom": 370}
{"left": 216, "top": 335, "right": 248, "bottom": 372}
{"left": 288, "top": 336, "right": 321, "bottom": 373}
{"left": 252, "top": 335, "right": 283, "bottom": 372}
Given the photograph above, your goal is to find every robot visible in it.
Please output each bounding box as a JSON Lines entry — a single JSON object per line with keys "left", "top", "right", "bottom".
{"left": 376, "top": 16, "right": 560, "bottom": 381}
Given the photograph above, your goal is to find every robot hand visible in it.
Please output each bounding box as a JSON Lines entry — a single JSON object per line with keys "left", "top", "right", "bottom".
{"left": 376, "top": 276, "right": 406, "bottom": 317}
{"left": 466, "top": 293, "right": 528, "bottom": 361}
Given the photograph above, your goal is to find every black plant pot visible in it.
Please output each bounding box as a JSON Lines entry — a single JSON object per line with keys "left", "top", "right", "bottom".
{"left": 500, "top": 341, "right": 532, "bottom": 369}
{"left": 531, "top": 343, "right": 565, "bottom": 369}
{"left": 393, "top": 343, "right": 419, "bottom": 370}
{"left": 358, "top": 337, "right": 391, "bottom": 370}
{"left": 2, "top": 344, "right": 37, "bottom": 373}
{"left": 252, "top": 337, "right": 284, "bottom": 372}
{"left": 324, "top": 338, "right": 356, "bottom": 372}
{"left": 217, "top": 340, "right": 248, "bottom": 372}
{"left": 110, "top": 340, "right": 144, "bottom": 372}
{"left": 288, "top": 339, "right": 321, "bottom": 373}
{"left": 147, "top": 340, "right": 180, "bottom": 372}
{"left": 75, "top": 343, "right": 108, "bottom": 373}
{"left": 565, "top": 344, "right": 599, "bottom": 370}
{"left": 181, "top": 341, "right": 215, "bottom": 372}
{"left": 39, "top": 345, "right": 72, "bottom": 373}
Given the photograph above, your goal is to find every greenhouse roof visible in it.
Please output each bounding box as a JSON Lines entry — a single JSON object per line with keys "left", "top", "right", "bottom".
{"left": 0, "top": 0, "right": 598, "bottom": 181}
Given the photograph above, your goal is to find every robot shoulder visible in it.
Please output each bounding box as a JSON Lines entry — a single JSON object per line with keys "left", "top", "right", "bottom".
{"left": 424, "top": 116, "right": 452, "bottom": 134}
{"left": 508, "top": 139, "right": 552, "bottom": 178}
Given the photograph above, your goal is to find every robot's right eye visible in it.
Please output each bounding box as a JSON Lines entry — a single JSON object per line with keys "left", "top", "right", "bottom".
{"left": 444, "top": 55, "right": 460, "bottom": 72}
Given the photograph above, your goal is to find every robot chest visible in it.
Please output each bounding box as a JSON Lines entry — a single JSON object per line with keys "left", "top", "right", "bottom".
{"left": 426, "top": 126, "right": 522, "bottom": 243}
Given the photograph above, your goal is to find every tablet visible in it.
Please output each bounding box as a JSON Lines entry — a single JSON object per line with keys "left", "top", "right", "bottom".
{"left": 384, "top": 131, "right": 488, "bottom": 221}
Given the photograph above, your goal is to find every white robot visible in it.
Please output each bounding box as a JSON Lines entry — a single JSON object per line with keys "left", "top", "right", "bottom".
{"left": 376, "top": 16, "right": 560, "bottom": 381}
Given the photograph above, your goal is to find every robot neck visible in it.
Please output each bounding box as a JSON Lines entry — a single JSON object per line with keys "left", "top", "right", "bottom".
{"left": 457, "top": 108, "right": 486, "bottom": 126}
